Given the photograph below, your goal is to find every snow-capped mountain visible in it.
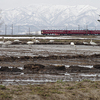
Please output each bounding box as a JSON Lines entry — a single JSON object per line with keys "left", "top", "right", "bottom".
{"left": 1, "top": 4, "right": 100, "bottom": 35}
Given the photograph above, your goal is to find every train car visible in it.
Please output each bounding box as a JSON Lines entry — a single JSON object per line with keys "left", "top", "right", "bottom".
{"left": 41, "top": 30, "right": 66, "bottom": 35}
{"left": 89, "top": 30, "right": 100, "bottom": 35}
{"left": 66, "top": 30, "right": 91, "bottom": 35}
{"left": 41, "top": 30, "right": 100, "bottom": 35}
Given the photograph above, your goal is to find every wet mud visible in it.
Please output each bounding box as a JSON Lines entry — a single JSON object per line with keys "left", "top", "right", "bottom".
{"left": 0, "top": 44, "right": 100, "bottom": 85}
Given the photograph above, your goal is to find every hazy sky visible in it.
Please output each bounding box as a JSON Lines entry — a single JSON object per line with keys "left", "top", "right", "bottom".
{"left": 0, "top": 0, "right": 100, "bottom": 10}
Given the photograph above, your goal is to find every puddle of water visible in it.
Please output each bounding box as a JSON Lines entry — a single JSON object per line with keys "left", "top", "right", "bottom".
{"left": 78, "top": 65, "right": 93, "bottom": 68}
{"left": 0, "top": 64, "right": 99, "bottom": 85}
{"left": 65, "top": 65, "right": 93, "bottom": 68}
{"left": 64, "top": 72, "right": 70, "bottom": 75}
{"left": 79, "top": 73, "right": 100, "bottom": 77}
{"left": 8, "top": 67, "right": 13, "bottom": 68}
{"left": 20, "top": 73, "right": 24, "bottom": 75}
{"left": 0, "top": 73, "right": 100, "bottom": 86}
{"left": 65, "top": 65, "right": 69, "bottom": 68}
{"left": 18, "top": 67, "right": 24, "bottom": 70}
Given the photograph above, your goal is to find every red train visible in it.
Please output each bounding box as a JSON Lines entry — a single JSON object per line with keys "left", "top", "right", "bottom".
{"left": 41, "top": 30, "right": 100, "bottom": 35}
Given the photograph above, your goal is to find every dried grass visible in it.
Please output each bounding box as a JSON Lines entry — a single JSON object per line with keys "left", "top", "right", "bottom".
{"left": 0, "top": 81, "right": 99, "bottom": 100}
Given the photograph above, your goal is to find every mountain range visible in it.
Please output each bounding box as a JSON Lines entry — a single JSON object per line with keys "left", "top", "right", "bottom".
{"left": 1, "top": 4, "right": 100, "bottom": 35}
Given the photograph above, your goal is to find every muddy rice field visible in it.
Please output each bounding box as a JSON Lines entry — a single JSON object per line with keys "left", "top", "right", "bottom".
{"left": 1, "top": 37, "right": 100, "bottom": 85}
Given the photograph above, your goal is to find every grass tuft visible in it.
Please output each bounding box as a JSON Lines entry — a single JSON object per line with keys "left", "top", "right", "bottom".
{"left": 0, "top": 85, "right": 6, "bottom": 90}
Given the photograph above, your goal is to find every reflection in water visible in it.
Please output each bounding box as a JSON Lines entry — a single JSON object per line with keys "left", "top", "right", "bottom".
{"left": 0, "top": 65, "right": 100, "bottom": 85}
{"left": 0, "top": 72, "right": 100, "bottom": 85}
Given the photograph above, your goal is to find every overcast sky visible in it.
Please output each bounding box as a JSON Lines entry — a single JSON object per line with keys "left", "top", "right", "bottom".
{"left": 0, "top": 0, "right": 100, "bottom": 10}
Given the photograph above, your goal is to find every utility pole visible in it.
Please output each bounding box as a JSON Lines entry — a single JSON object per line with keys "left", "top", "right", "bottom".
{"left": 78, "top": 25, "right": 80, "bottom": 30}
{"left": 11, "top": 24, "right": 13, "bottom": 35}
{"left": 18, "top": 25, "right": 20, "bottom": 34}
{"left": 5, "top": 24, "right": 7, "bottom": 35}
{"left": 29, "top": 27, "right": 30, "bottom": 35}
{"left": 66, "top": 26, "right": 67, "bottom": 30}
{"left": 86, "top": 25, "right": 88, "bottom": 30}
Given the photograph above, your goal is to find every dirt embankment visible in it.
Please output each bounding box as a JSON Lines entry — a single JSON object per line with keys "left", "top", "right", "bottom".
{"left": 0, "top": 53, "right": 100, "bottom": 61}
{"left": 0, "top": 53, "right": 100, "bottom": 75}
{"left": 0, "top": 62, "right": 100, "bottom": 75}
